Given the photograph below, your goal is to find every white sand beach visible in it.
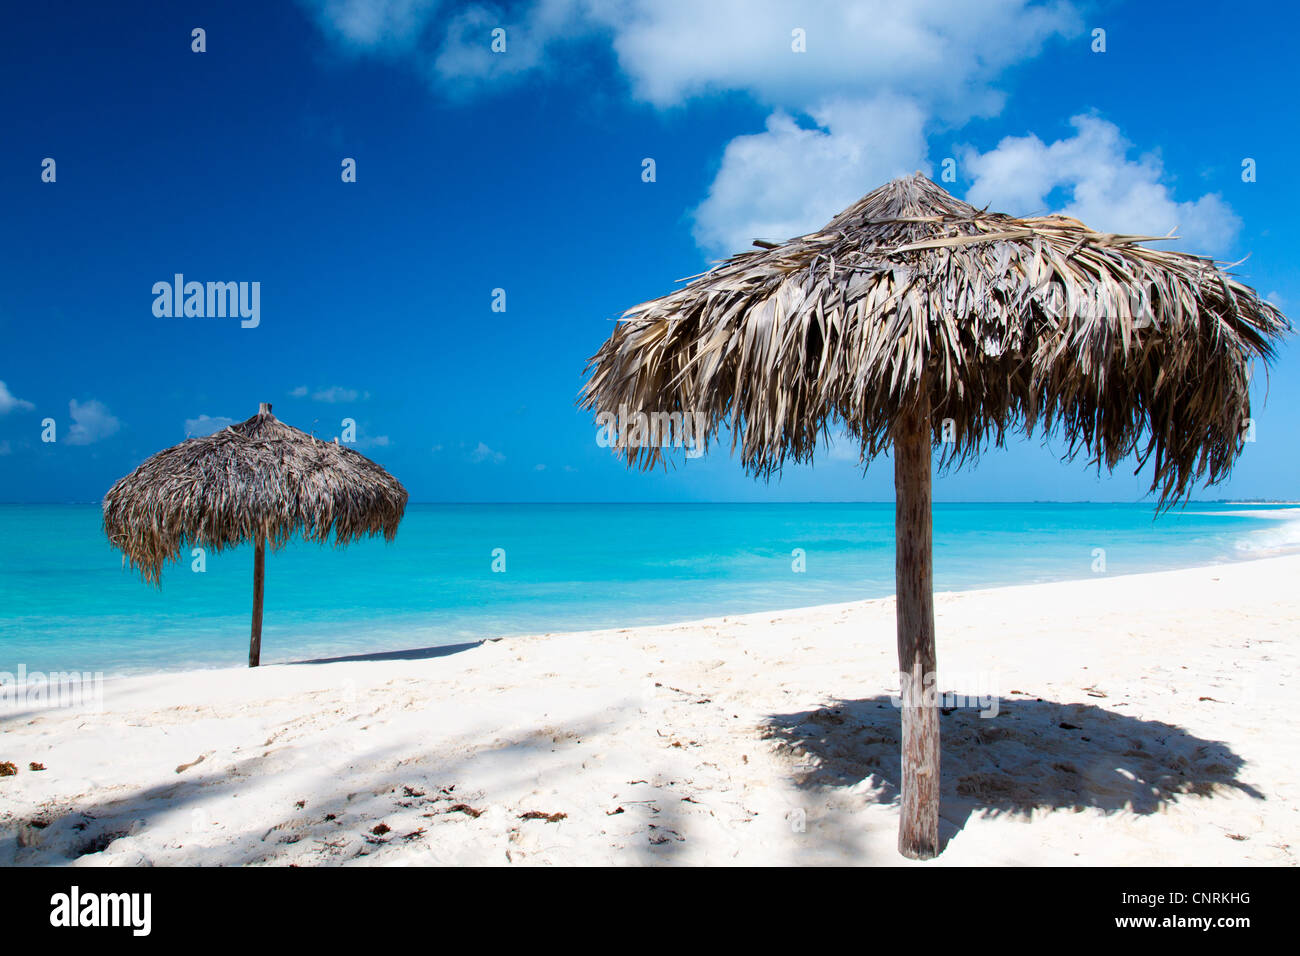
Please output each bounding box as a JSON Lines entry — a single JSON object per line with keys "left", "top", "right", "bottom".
{"left": 2, "top": 556, "right": 1298, "bottom": 866}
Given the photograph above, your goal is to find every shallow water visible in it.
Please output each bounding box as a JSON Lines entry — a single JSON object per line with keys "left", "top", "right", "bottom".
{"left": 0, "top": 502, "right": 1296, "bottom": 676}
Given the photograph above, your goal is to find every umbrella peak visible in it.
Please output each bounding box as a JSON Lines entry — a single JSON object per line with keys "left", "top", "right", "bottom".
{"left": 822, "top": 173, "right": 982, "bottom": 235}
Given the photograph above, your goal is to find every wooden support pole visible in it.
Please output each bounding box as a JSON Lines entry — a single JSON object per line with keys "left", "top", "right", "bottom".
{"left": 249, "top": 532, "right": 265, "bottom": 668}
{"left": 893, "top": 386, "right": 940, "bottom": 859}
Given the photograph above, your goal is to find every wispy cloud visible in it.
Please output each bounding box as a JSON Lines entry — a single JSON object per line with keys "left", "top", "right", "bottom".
{"left": 66, "top": 399, "right": 120, "bottom": 445}
{"left": 824, "top": 432, "right": 865, "bottom": 465}
{"left": 303, "top": 0, "right": 440, "bottom": 54}
{"left": 184, "top": 414, "right": 236, "bottom": 437}
{"left": 290, "top": 384, "right": 370, "bottom": 403}
{"left": 0, "top": 380, "right": 35, "bottom": 415}
{"left": 469, "top": 441, "right": 505, "bottom": 464}
{"left": 314, "top": 386, "right": 362, "bottom": 403}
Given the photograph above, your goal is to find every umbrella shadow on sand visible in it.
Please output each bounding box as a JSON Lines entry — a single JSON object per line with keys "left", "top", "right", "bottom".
{"left": 763, "top": 694, "right": 1264, "bottom": 853}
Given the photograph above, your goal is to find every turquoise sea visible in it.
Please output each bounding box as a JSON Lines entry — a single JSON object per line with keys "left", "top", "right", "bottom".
{"left": 1, "top": 502, "right": 1297, "bottom": 676}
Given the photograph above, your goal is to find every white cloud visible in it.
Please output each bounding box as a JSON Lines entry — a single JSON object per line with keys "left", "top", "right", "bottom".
{"left": 303, "top": 3, "right": 1242, "bottom": 262}
{"left": 289, "top": 385, "right": 309, "bottom": 398}
{"left": 185, "top": 415, "right": 236, "bottom": 437}
{"left": 596, "top": 0, "right": 1078, "bottom": 113}
{"left": 693, "top": 95, "right": 929, "bottom": 255}
{"left": 310, "top": 386, "right": 367, "bottom": 403}
{"left": 469, "top": 441, "right": 505, "bottom": 464}
{"left": 0, "top": 380, "right": 35, "bottom": 415}
{"left": 300, "top": 2, "right": 1083, "bottom": 258}
{"left": 66, "top": 399, "right": 120, "bottom": 446}
{"left": 324, "top": 0, "right": 1078, "bottom": 112}
{"left": 596, "top": 0, "right": 1078, "bottom": 256}
{"left": 963, "top": 115, "right": 1242, "bottom": 254}
{"left": 305, "top": 1, "right": 1079, "bottom": 111}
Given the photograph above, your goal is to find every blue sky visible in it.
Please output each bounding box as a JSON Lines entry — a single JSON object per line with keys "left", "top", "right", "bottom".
{"left": 1, "top": 0, "right": 1296, "bottom": 503}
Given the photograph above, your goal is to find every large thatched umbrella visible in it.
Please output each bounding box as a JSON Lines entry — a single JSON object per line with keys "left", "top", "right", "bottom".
{"left": 581, "top": 173, "right": 1289, "bottom": 859}
{"left": 103, "top": 403, "right": 408, "bottom": 667}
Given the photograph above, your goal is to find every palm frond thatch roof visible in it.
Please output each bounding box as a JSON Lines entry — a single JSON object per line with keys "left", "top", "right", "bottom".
{"left": 103, "top": 404, "right": 408, "bottom": 583}
{"left": 582, "top": 173, "right": 1289, "bottom": 504}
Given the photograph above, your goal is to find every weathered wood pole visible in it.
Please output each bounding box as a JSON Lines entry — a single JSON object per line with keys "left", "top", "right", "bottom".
{"left": 249, "top": 531, "right": 266, "bottom": 668}
{"left": 247, "top": 402, "right": 273, "bottom": 669}
{"left": 893, "top": 385, "right": 939, "bottom": 859}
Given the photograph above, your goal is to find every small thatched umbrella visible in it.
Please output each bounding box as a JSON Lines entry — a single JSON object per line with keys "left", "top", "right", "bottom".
{"left": 103, "top": 403, "right": 408, "bottom": 667}
{"left": 581, "top": 173, "right": 1289, "bottom": 858}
